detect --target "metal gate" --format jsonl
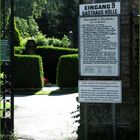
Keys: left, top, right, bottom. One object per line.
{"left": 0, "top": 0, "right": 14, "bottom": 135}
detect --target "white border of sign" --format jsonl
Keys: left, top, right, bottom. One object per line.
{"left": 78, "top": 80, "right": 122, "bottom": 103}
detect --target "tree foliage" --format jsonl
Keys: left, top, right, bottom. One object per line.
{"left": 15, "top": 0, "right": 47, "bottom": 19}
{"left": 36, "top": 0, "right": 79, "bottom": 42}
{"left": 57, "top": 0, "right": 79, "bottom": 37}
{"left": 36, "top": 0, "right": 61, "bottom": 37}
{"left": 3, "top": 0, "right": 79, "bottom": 47}
{"left": 57, "top": 0, "right": 79, "bottom": 45}
{"left": 15, "top": 16, "right": 40, "bottom": 38}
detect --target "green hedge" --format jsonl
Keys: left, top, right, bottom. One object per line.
{"left": 14, "top": 47, "right": 25, "bottom": 54}
{"left": 13, "top": 55, "right": 44, "bottom": 89}
{"left": 14, "top": 22, "right": 21, "bottom": 46}
{"left": 56, "top": 54, "right": 78, "bottom": 88}
{"left": 36, "top": 46, "right": 78, "bottom": 83}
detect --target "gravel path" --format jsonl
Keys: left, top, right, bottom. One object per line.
{"left": 14, "top": 91, "right": 79, "bottom": 140}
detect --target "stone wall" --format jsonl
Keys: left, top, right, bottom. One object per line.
{"left": 78, "top": 0, "right": 139, "bottom": 140}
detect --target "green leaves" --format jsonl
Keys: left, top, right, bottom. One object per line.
{"left": 0, "top": 73, "right": 4, "bottom": 79}
{"left": 15, "top": 0, "right": 47, "bottom": 19}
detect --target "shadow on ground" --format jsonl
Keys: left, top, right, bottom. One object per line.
{"left": 48, "top": 87, "right": 78, "bottom": 96}
{"left": 14, "top": 90, "right": 41, "bottom": 96}
{"left": 13, "top": 87, "right": 78, "bottom": 96}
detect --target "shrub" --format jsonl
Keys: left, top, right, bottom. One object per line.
{"left": 34, "top": 32, "right": 47, "bottom": 46}
{"left": 46, "top": 38, "right": 62, "bottom": 47}
{"left": 13, "top": 55, "right": 44, "bottom": 89}
{"left": 45, "top": 35, "right": 71, "bottom": 48}
{"left": 56, "top": 54, "right": 78, "bottom": 88}
{"left": 51, "top": 38, "right": 62, "bottom": 47}
{"left": 36, "top": 46, "right": 78, "bottom": 83}
{"left": 61, "top": 35, "right": 71, "bottom": 48}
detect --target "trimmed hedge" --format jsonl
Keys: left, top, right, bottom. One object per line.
{"left": 56, "top": 54, "right": 78, "bottom": 88}
{"left": 36, "top": 46, "right": 78, "bottom": 83}
{"left": 14, "top": 22, "right": 21, "bottom": 46}
{"left": 13, "top": 55, "right": 44, "bottom": 89}
{"left": 14, "top": 47, "right": 25, "bottom": 54}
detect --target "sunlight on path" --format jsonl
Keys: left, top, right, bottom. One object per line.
{"left": 14, "top": 93, "right": 79, "bottom": 140}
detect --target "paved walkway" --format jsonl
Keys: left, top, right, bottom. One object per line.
{"left": 14, "top": 88, "right": 79, "bottom": 140}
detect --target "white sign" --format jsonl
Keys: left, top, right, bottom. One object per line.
{"left": 78, "top": 80, "right": 122, "bottom": 103}
{"left": 0, "top": 39, "right": 10, "bottom": 61}
{"left": 79, "top": 2, "right": 120, "bottom": 16}
{"left": 79, "top": 16, "right": 119, "bottom": 76}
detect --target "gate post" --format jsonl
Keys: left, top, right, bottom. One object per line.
{"left": 0, "top": 0, "right": 14, "bottom": 136}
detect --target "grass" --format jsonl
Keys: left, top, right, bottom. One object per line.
{"left": 48, "top": 87, "right": 78, "bottom": 95}
{"left": 35, "top": 90, "right": 50, "bottom": 95}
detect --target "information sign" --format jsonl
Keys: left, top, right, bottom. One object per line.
{"left": 79, "top": 16, "right": 120, "bottom": 76}
{"left": 0, "top": 39, "right": 10, "bottom": 61}
{"left": 79, "top": 2, "right": 120, "bottom": 16}
{"left": 78, "top": 80, "right": 122, "bottom": 103}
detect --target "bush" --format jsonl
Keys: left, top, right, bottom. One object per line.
{"left": 46, "top": 38, "right": 62, "bottom": 47}
{"left": 61, "top": 35, "right": 71, "bottom": 48}
{"left": 36, "top": 46, "right": 78, "bottom": 83}
{"left": 34, "top": 32, "right": 47, "bottom": 46}
{"left": 13, "top": 55, "right": 44, "bottom": 89}
{"left": 45, "top": 35, "right": 71, "bottom": 48}
{"left": 56, "top": 54, "right": 78, "bottom": 88}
